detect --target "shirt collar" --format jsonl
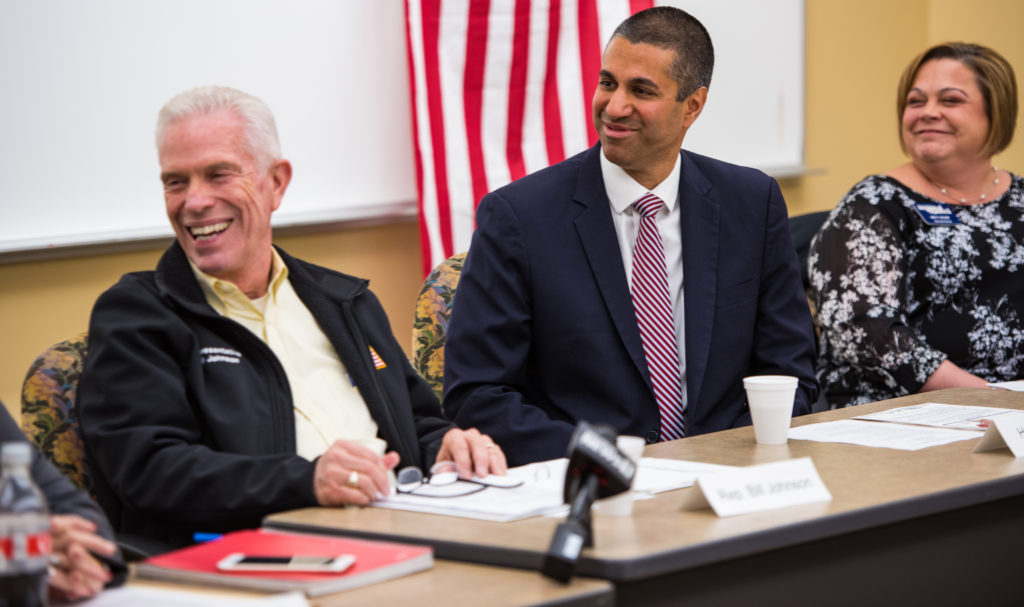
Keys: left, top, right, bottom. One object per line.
{"left": 191, "top": 248, "right": 290, "bottom": 316}
{"left": 600, "top": 149, "right": 682, "bottom": 215}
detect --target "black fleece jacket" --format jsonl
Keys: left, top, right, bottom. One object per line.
{"left": 79, "top": 242, "right": 452, "bottom": 549}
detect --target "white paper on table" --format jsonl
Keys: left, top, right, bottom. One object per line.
{"left": 80, "top": 587, "right": 308, "bottom": 607}
{"left": 633, "top": 457, "right": 737, "bottom": 495}
{"left": 788, "top": 419, "right": 981, "bottom": 450}
{"left": 375, "top": 458, "right": 567, "bottom": 522}
{"left": 373, "top": 457, "right": 736, "bottom": 521}
{"left": 988, "top": 380, "right": 1024, "bottom": 392}
{"left": 853, "top": 403, "right": 1018, "bottom": 431}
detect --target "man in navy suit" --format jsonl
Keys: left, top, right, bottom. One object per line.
{"left": 444, "top": 6, "right": 818, "bottom": 466}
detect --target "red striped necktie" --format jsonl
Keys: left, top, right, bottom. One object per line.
{"left": 631, "top": 193, "right": 686, "bottom": 440}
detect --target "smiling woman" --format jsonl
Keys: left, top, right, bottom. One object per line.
{"left": 899, "top": 59, "right": 993, "bottom": 170}
{"left": 808, "top": 42, "right": 1024, "bottom": 408}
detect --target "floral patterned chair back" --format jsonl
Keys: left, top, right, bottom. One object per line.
{"left": 412, "top": 252, "right": 467, "bottom": 401}
{"left": 21, "top": 332, "right": 93, "bottom": 494}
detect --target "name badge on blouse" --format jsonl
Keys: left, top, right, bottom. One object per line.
{"left": 913, "top": 201, "right": 961, "bottom": 226}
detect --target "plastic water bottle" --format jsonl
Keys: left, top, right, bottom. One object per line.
{"left": 0, "top": 441, "right": 51, "bottom": 607}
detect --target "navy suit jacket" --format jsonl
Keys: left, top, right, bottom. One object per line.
{"left": 444, "top": 145, "right": 818, "bottom": 465}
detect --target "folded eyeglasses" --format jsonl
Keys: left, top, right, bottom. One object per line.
{"left": 395, "top": 460, "right": 524, "bottom": 498}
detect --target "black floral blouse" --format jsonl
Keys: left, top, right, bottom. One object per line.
{"left": 808, "top": 174, "right": 1024, "bottom": 407}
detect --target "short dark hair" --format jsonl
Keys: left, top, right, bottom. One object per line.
{"left": 610, "top": 6, "right": 714, "bottom": 101}
{"left": 896, "top": 42, "right": 1018, "bottom": 157}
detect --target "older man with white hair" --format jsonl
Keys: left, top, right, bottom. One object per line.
{"left": 78, "top": 86, "right": 506, "bottom": 551}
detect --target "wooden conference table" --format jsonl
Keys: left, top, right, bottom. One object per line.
{"left": 126, "top": 559, "right": 614, "bottom": 607}
{"left": 264, "top": 388, "right": 1024, "bottom": 606}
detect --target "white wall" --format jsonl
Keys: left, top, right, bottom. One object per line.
{"left": 0, "top": 0, "right": 802, "bottom": 255}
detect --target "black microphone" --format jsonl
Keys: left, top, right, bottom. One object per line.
{"left": 541, "top": 422, "right": 637, "bottom": 582}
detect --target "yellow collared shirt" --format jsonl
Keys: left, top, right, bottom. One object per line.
{"left": 191, "top": 251, "right": 387, "bottom": 461}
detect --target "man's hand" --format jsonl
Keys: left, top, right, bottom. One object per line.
{"left": 436, "top": 428, "right": 508, "bottom": 479}
{"left": 47, "top": 514, "right": 116, "bottom": 602}
{"left": 314, "top": 440, "right": 400, "bottom": 506}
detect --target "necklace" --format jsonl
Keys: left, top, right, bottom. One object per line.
{"left": 922, "top": 166, "right": 1000, "bottom": 204}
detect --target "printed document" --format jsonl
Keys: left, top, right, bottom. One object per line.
{"left": 80, "top": 587, "right": 308, "bottom": 607}
{"left": 788, "top": 419, "right": 980, "bottom": 451}
{"left": 853, "top": 403, "right": 1018, "bottom": 431}
{"left": 988, "top": 380, "right": 1024, "bottom": 391}
{"left": 373, "top": 457, "right": 736, "bottom": 521}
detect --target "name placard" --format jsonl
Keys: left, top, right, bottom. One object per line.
{"left": 682, "top": 457, "right": 832, "bottom": 517}
{"left": 973, "top": 412, "right": 1024, "bottom": 457}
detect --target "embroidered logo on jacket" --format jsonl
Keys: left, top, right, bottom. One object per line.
{"left": 200, "top": 347, "right": 242, "bottom": 365}
{"left": 368, "top": 345, "right": 386, "bottom": 370}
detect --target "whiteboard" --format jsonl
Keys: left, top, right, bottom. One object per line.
{"left": 0, "top": 0, "right": 802, "bottom": 256}
{"left": 673, "top": 0, "right": 805, "bottom": 175}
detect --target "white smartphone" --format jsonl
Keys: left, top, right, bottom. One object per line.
{"left": 216, "top": 552, "right": 356, "bottom": 573}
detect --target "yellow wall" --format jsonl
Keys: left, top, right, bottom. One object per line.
{"left": 3, "top": 0, "right": 1024, "bottom": 417}
{"left": 0, "top": 223, "right": 422, "bottom": 415}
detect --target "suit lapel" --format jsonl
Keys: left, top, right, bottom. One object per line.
{"left": 572, "top": 147, "right": 649, "bottom": 381}
{"left": 571, "top": 147, "right": 723, "bottom": 413}
{"left": 678, "top": 151, "right": 719, "bottom": 417}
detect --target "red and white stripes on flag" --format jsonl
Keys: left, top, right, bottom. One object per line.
{"left": 405, "top": 0, "right": 654, "bottom": 275}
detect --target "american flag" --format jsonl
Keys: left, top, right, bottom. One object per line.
{"left": 405, "top": 0, "right": 655, "bottom": 275}
{"left": 369, "top": 345, "right": 387, "bottom": 370}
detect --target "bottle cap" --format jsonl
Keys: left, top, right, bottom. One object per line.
{"left": 1, "top": 441, "right": 32, "bottom": 466}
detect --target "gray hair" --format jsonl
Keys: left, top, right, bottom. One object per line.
{"left": 156, "top": 86, "right": 281, "bottom": 170}
{"left": 611, "top": 6, "right": 714, "bottom": 101}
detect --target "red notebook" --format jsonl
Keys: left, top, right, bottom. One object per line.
{"left": 135, "top": 528, "right": 433, "bottom": 597}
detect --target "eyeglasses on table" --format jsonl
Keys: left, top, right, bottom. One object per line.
{"left": 395, "top": 460, "right": 524, "bottom": 497}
